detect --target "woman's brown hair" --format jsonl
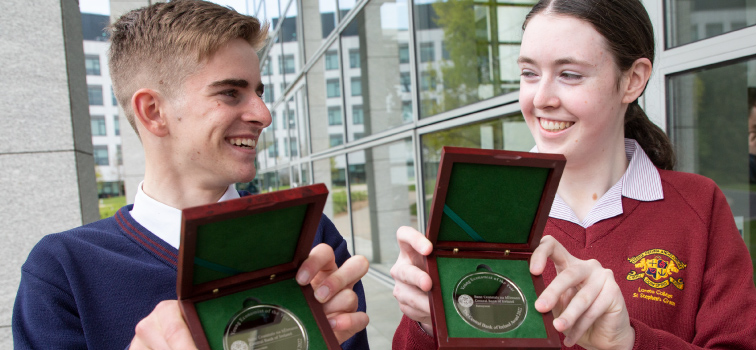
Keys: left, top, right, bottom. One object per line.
{"left": 523, "top": 0, "right": 675, "bottom": 170}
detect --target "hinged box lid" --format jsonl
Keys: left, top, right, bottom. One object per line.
{"left": 426, "top": 147, "right": 565, "bottom": 254}
{"left": 177, "top": 183, "right": 328, "bottom": 300}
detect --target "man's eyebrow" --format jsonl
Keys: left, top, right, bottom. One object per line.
{"left": 209, "top": 79, "right": 249, "bottom": 88}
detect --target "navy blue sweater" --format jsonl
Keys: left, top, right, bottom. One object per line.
{"left": 13, "top": 204, "right": 368, "bottom": 349}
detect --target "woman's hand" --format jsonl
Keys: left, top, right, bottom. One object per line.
{"left": 531, "top": 236, "right": 635, "bottom": 350}
{"left": 390, "top": 226, "right": 434, "bottom": 334}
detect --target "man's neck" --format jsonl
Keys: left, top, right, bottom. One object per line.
{"left": 141, "top": 174, "right": 230, "bottom": 210}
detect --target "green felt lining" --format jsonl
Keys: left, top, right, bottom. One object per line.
{"left": 439, "top": 163, "right": 548, "bottom": 244}
{"left": 193, "top": 205, "right": 307, "bottom": 285}
{"left": 195, "top": 278, "right": 327, "bottom": 350}
{"left": 437, "top": 257, "right": 546, "bottom": 339}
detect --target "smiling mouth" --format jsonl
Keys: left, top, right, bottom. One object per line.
{"left": 228, "top": 138, "right": 257, "bottom": 149}
{"left": 539, "top": 118, "right": 574, "bottom": 132}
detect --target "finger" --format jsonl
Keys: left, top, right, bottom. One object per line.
{"left": 313, "top": 255, "right": 369, "bottom": 303}
{"left": 393, "top": 281, "right": 431, "bottom": 324}
{"left": 297, "top": 243, "right": 337, "bottom": 286}
{"left": 330, "top": 312, "right": 370, "bottom": 344}
{"left": 154, "top": 301, "right": 197, "bottom": 350}
{"left": 535, "top": 260, "right": 595, "bottom": 314}
{"left": 530, "top": 236, "right": 573, "bottom": 275}
{"left": 322, "top": 288, "right": 359, "bottom": 315}
{"left": 390, "top": 261, "right": 432, "bottom": 292}
{"left": 553, "top": 266, "right": 610, "bottom": 333}
{"left": 397, "top": 226, "right": 433, "bottom": 258}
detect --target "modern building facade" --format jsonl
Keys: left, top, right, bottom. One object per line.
{"left": 82, "top": 13, "right": 124, "bottom": 198}
{"left": 247, "top": 0, "right": 756, "bottom": 282}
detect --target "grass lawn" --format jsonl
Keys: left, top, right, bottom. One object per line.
{"left": 99, "top": 196, "right": 126, "bottom": 219}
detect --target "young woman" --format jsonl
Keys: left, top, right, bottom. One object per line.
{"left": 390, "top": 0, "right": 756, "bottom": 349}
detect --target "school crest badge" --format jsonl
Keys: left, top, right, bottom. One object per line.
{"left": 627, "top": 249, "right": 685, "bottom": 290}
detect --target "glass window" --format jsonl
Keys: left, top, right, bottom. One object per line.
{"left": 261, "top": 58, "right": 272, "bottom": 76}
{"left": 402, "top": 101, "right": 412, "bottom": 122}
{"left": 88, "top": 85, "right": 103, "bottom": 106}
{"left": 91, "top": 116, "right": 106, "bottom": 136}
{"left": 325, "top": 50, "right": 339, "bottom": 70}
{"left": 421, "top": 114, "right": 534, "bottom": 218}
{"left": 313, "top": 155, "right": 351, "bottom": 251}
{"left": 413, "top": 0, "right": 535, "bottom": 118}
{"left": 113, "top": 115, "right": 120, "bottom": 136}
{"left": 400, "top": 72, "right": 411, "bottom": 92}
{"left": 327, "top": 79, "right": 341, "bottom": 98}
{"left": 668, "top": 58, "right": 756, "bottom": 277}
{"left": 270, "top": 111, "right": 277, "bottom": 130}
{"left": 329, "top": 134, "right": 344, "bottom": 147}
{"left": 420, "top": 71, "right": 436, "bottom": 91}
{"left": 280, "top": 54, "right": 296, "bottom": 74}
{"left": 264, "top": 85, "right": 275, "bottom": 103}
{"left": 349, "top": 48, "right": 361, "bottom": 68}
{"left": 111, "top": 87, "right": 117, "bottom": 107}
{"left": 352, "top": 105, "right": 364, "bottom": 125}
{"left": 93, "top": 145, "right": 109, "bottom": 166}
{"left": 347, "top": 138, "right": 416, "bottom": 275}
{"left": 85, "top": 55, "right": 100, "bottom": 76}
{"left": 116, "top": 145, "right": 122, "bottom": 166}
{"left": 351, "top": 77, "right": 362, "bottom": 96}
{"left": 665, "top": 0, "right": 756, "bottom": 48}
{"left": 419, "top": 42, "right": 434, "bottom": 63}
{"left": 308, "top": 42, "right": 342, "bottom": 153}
{"left": 328, "top": 106, "right": 342, "bottom": 125}
{"left": 399, "top": 44, "right": 410, "bottom": 64}
{"left": 288, "top": 138, "right": 298, "bottom": 157}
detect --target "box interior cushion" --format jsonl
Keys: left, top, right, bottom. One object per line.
{"left": 195, "top": 278, "right": 327, "bottom": 350}
{"left": 438, "top": 163, "right": 549, "bottom": 244}
{"left": 193, "top": 205, "right": 307, "bottom": 285}
{"left": 437, "top": 256, "right": 546, "bottom": 339}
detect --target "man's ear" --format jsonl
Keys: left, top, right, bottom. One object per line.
{"left": 622, "top": 57, "right": 653, "bottom": 104}
{"left": 132, "top": 88, "right": 169, "bottom": 137}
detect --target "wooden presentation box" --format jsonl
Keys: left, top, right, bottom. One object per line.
{"left": 425, "top": 146, "right": 565, "bottom": 349}
{"left": 177, "top": 184, "right": 341, "bottom": 350}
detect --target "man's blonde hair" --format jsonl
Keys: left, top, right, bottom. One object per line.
{"left": 108, "top": 0, "right": 269, "bottom": 135}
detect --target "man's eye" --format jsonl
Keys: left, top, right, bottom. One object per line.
{"left": 220, "top": 90, "right": 238, "bottom": 98}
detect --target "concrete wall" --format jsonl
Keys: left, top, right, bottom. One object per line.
{"left": 0, "top": 0, "right": 99, "bottom": 346}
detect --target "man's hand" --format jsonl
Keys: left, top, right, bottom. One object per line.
{"left": 296, "top": 243, "right": 370, "bottom": 343}
{"left": 531, "top": 236, "right": 635, "bottom": 350}
{"left": 390, "top": 226, "right": 434, "bottom": 334}
{"left": 130, "top": 300, "right": 197, "bottom": 350}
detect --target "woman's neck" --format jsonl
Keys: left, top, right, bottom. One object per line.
{"left": 557, "top": 142, "right": 629, "bottom": 222}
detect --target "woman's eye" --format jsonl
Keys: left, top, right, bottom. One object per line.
{"left": 520, "top": 70, "right": 537, "bottom": 78}
{"left": 561, "top": 72, "right": 582, "bottom": 80}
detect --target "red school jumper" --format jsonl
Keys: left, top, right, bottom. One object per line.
{"left": 393, "top": 169, "right": 756, "bottom": 350}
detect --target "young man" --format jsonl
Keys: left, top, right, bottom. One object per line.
{"left": 12, "top": 1, "right": 370, "bottom": 349}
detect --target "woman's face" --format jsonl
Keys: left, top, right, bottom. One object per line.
{"left": 518, "top": 13, "right": 628, "bottom": 164}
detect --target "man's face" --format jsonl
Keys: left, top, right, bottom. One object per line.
{"left": 162, "top": 38, "right": 271, "bottom": 189}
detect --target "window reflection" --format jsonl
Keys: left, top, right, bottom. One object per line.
{"left": 668, "top": 58, "right": 756, "bottom": 277}
{"left": 665, "top": 0, "right": 756, "bottom": 48}
{"left": 413, "top": 0, "right": 535, "bottom": 118}
{"left": 348, "top": 139, "right": 416, "bottom": 274}
{"left": 314, "top": 155, "right": 353, "bottom": 252}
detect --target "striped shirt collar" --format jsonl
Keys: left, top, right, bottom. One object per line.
{"left": 534, "top": 139, "right": 663, "bottom": 228}
{"left": 130, "top": 182, "right": 240, "bottom": 249}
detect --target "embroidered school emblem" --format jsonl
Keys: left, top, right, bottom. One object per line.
{"left": 627, "top": 249, "right": 686, "bottom": 290}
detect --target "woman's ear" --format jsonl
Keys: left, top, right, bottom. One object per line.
{"left": 132, "top": 88, "right": 169, "bottom": 137}
{"left": 622, "top": 57, "right": 653, "bottom": 104}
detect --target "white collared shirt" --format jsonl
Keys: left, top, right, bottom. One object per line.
{"left": 534, "top": 139, "right": 664, "bottom": 228}
{"left": 129, "top": 182, "right": 240, "bottom": 249}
